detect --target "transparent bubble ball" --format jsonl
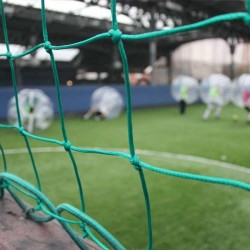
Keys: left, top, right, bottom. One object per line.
{"left": 7, "top": 89, "right": 54, "bottom": 132}
{"left": 231, "top": 74, "right": 250, "bottom": 108}
{"left": 200, "top": 73, "right": 232, "bottom": 105}
{"left": 90, "top": 86, "right": 124, "bottom": 119}
{"left": 171, "top": 75, "right": 199, "bottom": 104}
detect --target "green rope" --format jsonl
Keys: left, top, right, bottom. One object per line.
{"left": 246, "top": 0, "right": 250, "bottom": 14}
{"left": 111, "top": 0, "right": 118, "bottom": 30}
{"left": 1, "top": 0, "right": 250, "bottom": 249}
{"left": 0, "top": 172, "right": 89, "bottom": 249}
{"left": 0, "top": 143, "right": 6, "bottom": 198}
{"left": 122, "top": 12, "right": 249, "bottom": 41}
{"left": 57, "top": 203, "right": 126, "bottom": 250}
{"left": 40, "top": 0, "right": 86, "bottom": 213}
{"left": 245, "top": 0, "right": 250, "bottom": 26}
{"left": 0, "top": 144, "right": 7, "bottom": 172}
{"left": 0, "top": 0, "right": 41, "bottom": 191}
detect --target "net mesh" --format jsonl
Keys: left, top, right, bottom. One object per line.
{"left": 0, "top": 0, "right": 250, "bottom": 249}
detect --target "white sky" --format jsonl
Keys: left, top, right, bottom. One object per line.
{"left": 3, "top": 0, "right": 133, "bottom": 25}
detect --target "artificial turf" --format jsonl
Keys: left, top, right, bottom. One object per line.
{"left": 1, "top": 104, "right": 250, "bottom": 249}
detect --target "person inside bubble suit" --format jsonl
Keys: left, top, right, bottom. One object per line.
{"left": 83, "top": 86, "right": 124, "bottom": 121}
{"left": 242, "top": 88, "right": 250, "bottom": 124}
{"left": 202, "top": 84, "right": 222, "bottom": 120}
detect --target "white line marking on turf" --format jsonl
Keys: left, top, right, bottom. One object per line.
{"left": 3, "top": 147, "right": 250, "bottom": 174}
{"left": 135, "top": 149, "right": 250, "bottom": 174}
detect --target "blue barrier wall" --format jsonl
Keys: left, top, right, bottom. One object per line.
{"left": 0, "top": 84, "right": 177, "bottom": 120}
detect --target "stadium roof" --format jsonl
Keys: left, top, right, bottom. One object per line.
{"left": 0, "top": 0, "right": 249, "bottom": 76}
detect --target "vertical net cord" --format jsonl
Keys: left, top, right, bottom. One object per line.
{"left": 0, "top": 0, "right": 41, "bottom": 191}
{"left": 118, "top": 42, "right": 153, "bottom": 249}
{"left": 0, "top": 145, "right": 7, "bottom": 172}
{"left": 111, "top": 0, "right": 153, "bottom": 248}
{"left": 0, "top": 0, "right": 21, "bottom": 127}
{"left": 246, "top": 0, "right": 250, "bottom": 13}
{"left": 0, "top": 145, "right": 6, "bottom": 198}
{"left": 245, "top": 0, "right": 250, "bottom": 26}
{"left": 111, "top": 0, "right": 118, "bottom": 30}
{"left": 40, "top": 0, "right": 85, "bottom": 213}
{"left": 117, "top": 42, "right": 135, "bottom": 156}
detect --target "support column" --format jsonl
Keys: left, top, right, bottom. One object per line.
{"left": 227, "top": 37, "right": 237, "bottom": 79}
{"left": 149, "top": 6, "right": 157, "bottom": 84}
{"left": 149, "top": 40, "right": 157, "bottom": 84}
{"left": 166, "top": 51, "right": 172, "bottom": 84}
{"left": 229, "top": 43, "right": 236, "bottom": 79}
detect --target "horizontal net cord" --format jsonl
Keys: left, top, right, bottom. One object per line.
{"left": 2, "top": 143, "right": 250, "bottom": 191}
{"left": 139, "top": 161, "right": 250, "bottom": 192}
{"left": 0, "top": 43, "right": 44, "bottom": 59}
{"left": 122, "top": 12, "right": 249, "bottom": 40}
{"left": 0, "top": 13, "right": 248, "bottom": 59}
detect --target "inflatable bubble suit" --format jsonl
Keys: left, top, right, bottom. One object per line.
{"left": 200, "top": 73, "right": 232, "bottom": 106}
{"left": 90, "top": 86, "right": 124, "bottom": 119}
{"left": 171, "top": 75, "right": 200, "bottom": 104}
{"left": 7, "top": 89, "right": 54, "bottom": 133}
{"left": 231, "top": 74, "right": 250, "bottom": 108}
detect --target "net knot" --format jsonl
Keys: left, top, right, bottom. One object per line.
{"left": 80, "top": 223, "right": 89, "bottom": 238}
{"left": 0, "top": 181, "right": 8, "bottom": 189}
{"left": 130, "top": 155, "right": 141, "bottom": 170}
{"left": 109, "top": 29, "right": 122, "bottom": 44}
{"left": 44, "top": 41, "right": 52, "bottom": 53}
{"left": 5, "top": 52, "right": 12, "bottom": 58}
{"left": 244, "top": 15, "right": 250, "bottom": 26}
{"left": 25, "top": 207, "right": 35, "bottom": 217}
{"left": 19, "top": 126, "right": 26, "bottom": 136}
{"left": 63, "top": 140, "right": 72, "bottom": 151}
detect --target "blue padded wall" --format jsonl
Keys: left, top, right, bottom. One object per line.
{"left": 0, "top": 84, "right": 177, "bottom": 120}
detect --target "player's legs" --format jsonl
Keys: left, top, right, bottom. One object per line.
{"left": 214, "top": 104, "right": 222, "bottom": 119}
{"left": 203, "top": 103, "right": 213, "bottom": 120}
{"left": 179, "top": 100, "right": 186, "bottom": 114}
{"left": 83, "top": 108, "right": 97, "bottom": 120}
{"left": 246, "top": 111, "right": 250, "bottom": 124}
{"left": 243, "top": 106, "right": 250, "bottom": 124}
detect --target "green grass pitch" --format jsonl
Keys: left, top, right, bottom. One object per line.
{"left": 1, "top": 104, "right": 250, "bottom": 249}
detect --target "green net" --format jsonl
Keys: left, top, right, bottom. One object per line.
{"left": 0, "top": 0, "right": 250, "bottom": 249}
